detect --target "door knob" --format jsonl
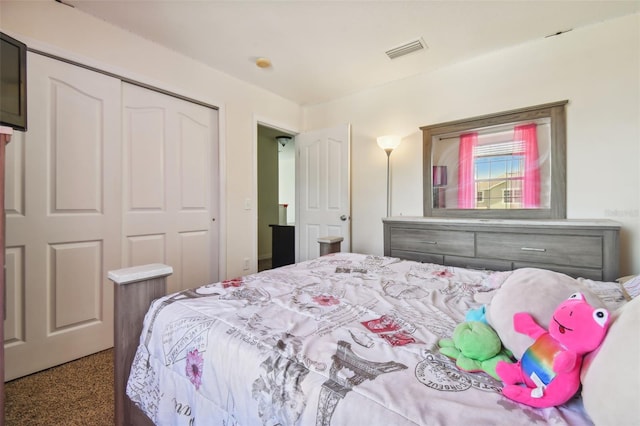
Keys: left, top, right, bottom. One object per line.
{"left": 340, "top": 215, "right": 348, "bottom": 221}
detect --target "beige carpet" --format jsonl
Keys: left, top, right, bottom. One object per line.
{"left": 5, "top": 349, "right": 114, "bottom": 426}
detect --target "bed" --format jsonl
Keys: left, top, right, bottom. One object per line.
{"left": 108, "top": 252, "right": 635, "bottom": 426}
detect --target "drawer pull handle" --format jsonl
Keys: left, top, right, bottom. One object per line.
{"left": 521, "top": 247, "right": 546, "bottom": 252}
{"left": 421, "top": 241, "right": 438, "bottom": 245}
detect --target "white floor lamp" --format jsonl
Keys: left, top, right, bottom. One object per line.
{"left": 377, "top": 135, "right": 402, "bottom": 217}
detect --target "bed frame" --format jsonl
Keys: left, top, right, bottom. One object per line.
{"left": 108, "top": 238, "right": 346, "bottom": 425}
{"left": 108, "top": 229, "right": 619, "bottom": 425}
{"left": 109, "top": 264, "right": 173, "bottom": 426}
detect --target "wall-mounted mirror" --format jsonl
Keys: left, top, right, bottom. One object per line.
{"left": 422, "top": 101, "right": 567, "bottom": 219}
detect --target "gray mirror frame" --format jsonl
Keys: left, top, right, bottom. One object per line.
{"left": 422, "top": 100, "right": 568, "bottom": 219}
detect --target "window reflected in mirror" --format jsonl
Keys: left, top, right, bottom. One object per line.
{"left": 432, "top": 118, "right": 551, "bottom": 210}
{"left": 422, "top": 101, "right": 567, "bottom": 219}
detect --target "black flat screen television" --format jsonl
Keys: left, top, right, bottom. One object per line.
{"left": 0, "top": 32, "right": 27, "bottom": 131}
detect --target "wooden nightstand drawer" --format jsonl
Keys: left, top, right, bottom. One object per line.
{"left": 389, "top": 228, "right": 474, "bottom": 256}
{"left": 476, "top": 233, "right": 603, "bottom": 268}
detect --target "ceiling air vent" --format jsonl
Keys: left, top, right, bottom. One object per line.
{"left": 385, "top": 38, "right": 427, "bottom": 60}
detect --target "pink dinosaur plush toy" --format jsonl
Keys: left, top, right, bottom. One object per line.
{"left": 496, "top": 292, "right": 610, "bottom": 408}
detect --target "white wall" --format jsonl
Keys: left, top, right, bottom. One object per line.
{"left": 2, "top": 3, "right": 638, "bottom": 277}
{"left": 303, "top": 14, "right": 640, "bottom": 276}
{"left": 0, "top": 1, "right": 303, "bottom": 279}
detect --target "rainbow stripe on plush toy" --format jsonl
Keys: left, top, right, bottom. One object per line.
{"left": 520, "top": 333, "right": 562, "bottom": 385}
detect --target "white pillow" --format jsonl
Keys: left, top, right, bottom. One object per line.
{"left": 619, "top": 274, "right": 640, "bottom": 300}
{"left": 577, "top": 277, "right": 628, "bottom": 311}
{"left": 486, "top": 268, "right": 606, "bottom": 359}
{"left": 581, "top": 296, "right": 640, "bottom": 425}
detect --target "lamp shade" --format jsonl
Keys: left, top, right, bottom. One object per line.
{"left": 377, "top": 135, "right": 401, "bottom": 151}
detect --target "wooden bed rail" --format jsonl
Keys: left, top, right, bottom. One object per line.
{"left": 108, "top": 264, "right": 173, "bottom": 426}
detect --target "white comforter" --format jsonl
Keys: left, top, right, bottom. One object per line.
{"left": 127, "top": 253, "right": 593, "bottom": 425}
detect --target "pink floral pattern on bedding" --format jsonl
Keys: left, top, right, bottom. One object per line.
{"left": 433, "top": 269, "right": 454, "bottom": 278}
{"left": 127, "top": 253, "right": 596, "bottom": 426}
{"left": 313, "top": 294, "right": 341, "bottom": 306}
{"left": 221, "top": 277, "right": 243, "bottom": 288}
{"left": 185, "top": 348, "right": 203, "bottom": 390}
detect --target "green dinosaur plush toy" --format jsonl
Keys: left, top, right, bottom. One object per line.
{"left": 438, "top": 321, "right": 513, "bottom": 380}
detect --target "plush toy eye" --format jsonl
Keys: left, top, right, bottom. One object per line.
{"left": 592, "top": 309, "right": 609, "bottom": 328}
{"left": 568, "top": 292, "right": 584, "bottom": 301}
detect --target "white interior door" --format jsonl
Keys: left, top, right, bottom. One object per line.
{"left": 4, "top": 53, "right": 121, "bottom": 380}
{"left": 122, "top": 83, "right": 219, "bottom": 294}
{"left": 296, "top": 124, "right": 351, "bottom": 261}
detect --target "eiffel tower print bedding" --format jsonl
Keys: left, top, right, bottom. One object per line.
{"left": 127, "top": 253, "right": 598, "bottom": 425}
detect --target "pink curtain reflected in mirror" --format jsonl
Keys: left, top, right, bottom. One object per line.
{"left": 457, "top": 132, "right": 477, "bottom": 208}
{"left": 516, "top": 123, "right": 541, "bottom": 208}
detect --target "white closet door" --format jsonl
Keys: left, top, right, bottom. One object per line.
{"left": 4, "top": 53, "right": 122, "bottom": 380}
{"left": 122, "top": 83, "right": 219, "bottom": 293}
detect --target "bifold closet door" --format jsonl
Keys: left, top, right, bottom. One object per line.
{"left": 122, "top": 83, "right": 219, "bottom": 294}
{"left": 4, "top": 53, "right": 122, "bottom": 380}
{"left": 4, "top": 55, "right": 220, "bottom": 381}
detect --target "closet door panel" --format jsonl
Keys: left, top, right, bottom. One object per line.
{"left": 52, "top": 81, "right": 103, "bottom": 211}
{"left": 3, "top": 247, "right": 24, "bottom": 345}
{"left": 180, "top": 114, "right": 208, "bottom": 208}
{"left": 50, "top": 241, "right": 103, "bottom": 329}
{"left": 126, "top": 234, "right": 166, "bottom": 267}
{"left": 3, "top": 54, "right": 220, "bottom": 381}
{"left": 4, "top": 53, "right": 121, "bottom": 381}
{"left": 178, "top": 230, "right": 210, "bottom": 289}
{"left": 4, "top": 131, "right": 24, "bottom": 216}
{"left": 122, "top": 83, "right": 219, "bottom": 294}
{"left": 4, "top": 133, "right": 26, "bottom": 347}
{"left": 128, "top": 108, "right": 165, "bottom": 209}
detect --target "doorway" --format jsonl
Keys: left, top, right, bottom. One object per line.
{"left": 257, "top": 124, "right": 296, "bottom": 271}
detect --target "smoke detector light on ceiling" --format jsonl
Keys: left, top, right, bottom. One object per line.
{"left": 255, "top": 57, "right": 272, "bottom": 68}
{"left": 385, "top": 38, "right": 427, "bottom": 60}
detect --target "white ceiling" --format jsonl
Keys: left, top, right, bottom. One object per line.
{"left": 66, "top": 0, "right": 639, "bottom": 106}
